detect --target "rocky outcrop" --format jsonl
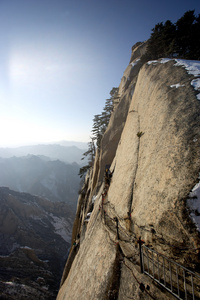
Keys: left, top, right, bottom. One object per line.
{"left": 57, "top": 44, "right": 200, "bottom": 299}
{"left": 108, "top": 59, "right": 200, "bottom": 247}
{"left": 95, "top": 42, "right": 148, "bottom": 189}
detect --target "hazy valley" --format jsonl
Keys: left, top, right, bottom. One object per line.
{"left": 0, "top": 187, "right": 73, "bottom": 299}
{"left": 0, "top": 143, "right": 85, "bottom": 299}
{"left": 0, "top": 154, "right": 81, "bottom": 213}
{"left": 0, "top": 142, "right": 87, "bottom": 165}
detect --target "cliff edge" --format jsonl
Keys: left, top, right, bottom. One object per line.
{"left": 57, "top": 43, "right": 200, "bottom": 299}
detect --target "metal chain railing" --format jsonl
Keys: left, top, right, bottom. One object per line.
{"left": 140, "top": 244, "right": 200, "bottom": 300}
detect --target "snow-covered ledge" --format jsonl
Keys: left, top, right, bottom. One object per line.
{"left": 148, "top": 58, "right": 200, "bottom": 100}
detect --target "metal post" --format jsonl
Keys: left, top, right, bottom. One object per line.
{"left": 157, "top": 253, "right": 160, "bottom": 282}
{"left": 147, "top": 250, "right": 150, "bottom": 274}
{"left": 169, "top": 261, "right": 173, "bottom": 292}
{"left": 114, "top": 217, "right": 119, "bottom": 240}
{"left": 152, "top": 251, "right": 155, "bottom": 279}
{"left": 176, "top": 265, "right": 180, "bottom": 298}
{"left": 191, "top": 274, "right": 194, "bottom": 300}
{"left": 139, "top": 237, "right": 144, "bottom": 274}
{"left": 183, "top": 269, "right": 187, "bottom": 300}
{"left": 163, "top": 257, "right": 166, "bottom": 286}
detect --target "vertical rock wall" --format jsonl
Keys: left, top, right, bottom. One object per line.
{"left": 108, "top": 59, "right": 200, "bottom": 260}
{"left": 57, "top": 47, "right": 200, "bottom": 300}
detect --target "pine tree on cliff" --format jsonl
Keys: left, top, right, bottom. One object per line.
{"left": 78, "top": 140, "right": 96, "bottom": 178}
{"left": 191, "top": 13, "right": 200, "bottom": 59}
{"left": 176, "top": 10, "right": 200, "bottom": 59}
{"left": 142, "top": 10, "right": 200, "bottom": 61}
{"left": 91, "top": 114, "right": 102, "bottom": 148}
{"left": 145, "top": 20, "right": 176, "bottom": 59}
{"left": 78, "top": 87, "right": 118, "bottom": 178}
{"left": 92, "top": 87, "right": 119, "bottom": 146}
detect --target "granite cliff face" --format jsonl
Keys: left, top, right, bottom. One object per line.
{"left": 57, "top": 43, "right": 200, "bottom": 299}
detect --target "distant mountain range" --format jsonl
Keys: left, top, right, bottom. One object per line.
{"left": 0, "top": 155, "right": 80, "bottom": 212}
{"left": 0, "top": 143, "right": 84, "bottom": 298}
{"left": 0, "top": 142, "right": 87, "bottom": 165}
{"left": 55, "top": 140, "right": 88, "bottom": 149}
{"left": 0, "top": 187, "right": 73, "bottom": 299}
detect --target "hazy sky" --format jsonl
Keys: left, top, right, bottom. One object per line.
{"left": 0, "top": 0, "right": 200, "bottom": 147}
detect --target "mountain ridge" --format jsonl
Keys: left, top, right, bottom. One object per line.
{"left": 0, "top": 143, "right": 86, "bottom": 165}
{"left": 0, "top": 187, "right": 73, "bottom": 299}
{"left": 0, "top": 155, "right": 80, "bottom": 212}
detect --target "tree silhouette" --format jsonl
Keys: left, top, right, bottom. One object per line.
{"left": 78, "top": 87, "right": 119, "bottom": 178}
{"left": 78, "top": 140, "right": 96, "bottom": 178}
{"left": 176, "top": 10, "right": 196, "bottom": 58}
{"left": 91, "top": 87, "right": 118, "bottom": 149}
{"left": 142, "top": 10, "right": 200, "bottom": 61}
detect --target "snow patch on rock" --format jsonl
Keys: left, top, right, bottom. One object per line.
{"left": 147, "top": 58, "right": 200, "bottom": 100}
{"left": 187, "top": 181, "right": 200, "bottom": 231}
{"left": 170, "top": 83, "right": 185, "bottom": 88}
{"left": 50, "top": 214, "right": 71, "bottom": 242}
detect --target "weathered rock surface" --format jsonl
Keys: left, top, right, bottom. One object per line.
{"left": 57, "top": 44, "right": 200, "bottom": 299}
{"left": 109, "top": 59, "right": 200, "bottom": 247}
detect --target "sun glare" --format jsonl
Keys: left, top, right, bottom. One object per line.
{"left": 0, "top": 115, "right": 61, "bottom": 147}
